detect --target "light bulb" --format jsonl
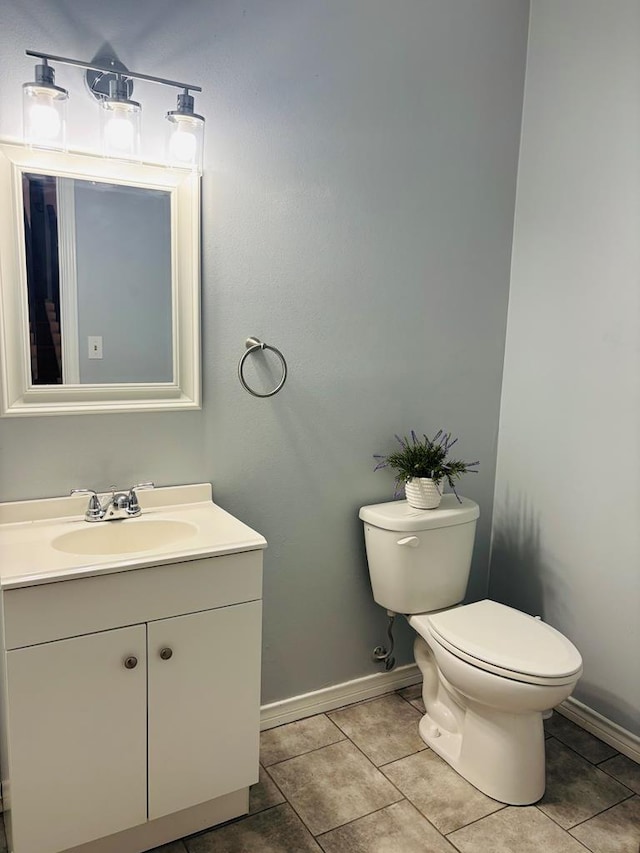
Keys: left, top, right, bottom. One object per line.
{"left": 29, "top": 102, "right": 61, "bottom": 140}
{"left": 99, "top": 95, "right": 141, "bottom": 160}
{"left": 104, "top": 115, "right": 135, "bottom": 152}
{"left": 169, "top": 128, "right": 197, "bottom": 163}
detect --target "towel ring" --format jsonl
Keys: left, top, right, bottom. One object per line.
{"left": 238, "top": 337, "right": 288, "bottom": 398}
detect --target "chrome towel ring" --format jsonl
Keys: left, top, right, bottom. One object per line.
{"left": 238, "top": 337, "right": 288, "bottom": 398}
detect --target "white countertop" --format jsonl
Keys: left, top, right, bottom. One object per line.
{"left": 0, "top": 484, "right": 267, "bottom": 589}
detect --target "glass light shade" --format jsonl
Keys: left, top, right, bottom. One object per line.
{"left": 22, "top": 83, "right": 68, "bottom": 150}
{"left": 166, "top": 113, "right": 204, "bottom": 172}
{"left": 100, "top": 99, "right": 141, "bottom": 160}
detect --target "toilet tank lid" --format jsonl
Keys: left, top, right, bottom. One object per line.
{"left": 359, "top": 495, "right": 479, "bottom": 532}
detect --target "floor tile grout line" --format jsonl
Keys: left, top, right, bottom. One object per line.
{"left": 254, "top": 763, "right": 288, "bottom": 812}
{"left": 371, "top": 742, "right": 514, "bottom": 839}
{"left": 326, "top": 691, "right": 424, "bottom": 736}
{"left": 544, "top": 736, "right": 636, "bottom": 811}
{"left": 544, "top": 728, "right": 620, "bottom": 768}
{"left": 253, "top": 700, "right": 637, "bottom": 850}
{"left": 262, "top": 690, "right": 423, "bottom": 771}
{"left": 377, "top": 749, "right": 429, "bottom": 770}
{"left": 594, "top": 753, "right": 619, "bottom": 765}
{"left": 260, "top": 793, "right": 323, "bottom": 843}
{"left": 266, "top": 704, "right": 427, "bottom": 787}
{"left": 248, "top": 800, "right": 293, "bottom": 820}
{"left": 263, "top": 726, "right": 395, "bottom": 840}
{"left": 553, "top": 830, "right": 594, "bottom": 853}
{"left": 261, "top": 705, "right": 435, "bottom": 839}
{"left": 546, "top": 734, "right": 633, "bottom": 787}
{"left": 262, "top": 733, "right": 349, "bottom": 769}
{"left": 267, "top": 702, "right": 495, "bottom": 844}
{"left": 339, "top": 731, "right": 411, "bottom": 813}
{"left": 442, "top": 806, "right": 593, "bottom": 853}
{"left": 532, "top": 801, "right": 588, "bottom": 836}
{"left": 336, "top": 722, "right": 418, "bottom": 797}
{"left": 272, "top": 722, "right": 423, "bottom": 838}
{"left": 531, "top": 793, "right": 635, "bottom": 840}
{"left": 311, "top": 784, "right": 472, "bottom": 848}
{"left": 564, "top": 790, "right": 638, "bottom": 832}
{"left": 559, "top": 831, "right": 596, "bottom": 853}
{"left": 314, "top": 798, "right": 412, "bottom": 842}
{"left": 596, "top": 761, "right": 640, "bottom": 789}
{"left": 327, "top": 694, "right": 428, "bottom": 769}
{"left": 440, "top": 802, "right": 509, "bottom": 838}
{"left": 264, "top": 699, "right": 567, "bottom": 843}
{"left": 328, "top": 688, "right": 425, "bottom": 719}
{"left": 395, "top": 691, "right": 424, "bottom": 712}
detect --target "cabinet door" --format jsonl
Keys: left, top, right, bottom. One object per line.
{"left": 6, "top": 625, "right": 147, "bottom": 853}
{"left": 147, "top": 600, "right": 262, "bottom": 819}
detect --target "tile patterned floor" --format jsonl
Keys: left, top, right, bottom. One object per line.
{"left": 3, "top": 687, "right": 638, "bottom": 853}
{"left": 175, "top": 687, "right": 639, "bottom": 853}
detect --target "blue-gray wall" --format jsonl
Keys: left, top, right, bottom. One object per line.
{"left": 0, "top": 0, "right": 529, "bottom": 704}
{"left": 491, "top": 0, "right": 640, "bottom": 737}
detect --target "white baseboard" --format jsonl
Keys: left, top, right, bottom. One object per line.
{"left": 557, "top": 697, "right": 640, "bottom": 764}
{"left": 260, "top": 671, "right": 640, "bottom": 766}
{"left": 260, "top": 664, "right": 422, "bottom": 730}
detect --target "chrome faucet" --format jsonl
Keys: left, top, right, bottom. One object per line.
{"left": 71, "top": 483, "right": 155, "bottom": 522}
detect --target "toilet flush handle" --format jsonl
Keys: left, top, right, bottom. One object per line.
{"left": 397, "top": 536, "right": 420, "bottom": 548}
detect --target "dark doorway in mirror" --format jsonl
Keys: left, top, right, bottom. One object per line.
{"left": 23, "top": 173, "right": 62, "bottom": 385}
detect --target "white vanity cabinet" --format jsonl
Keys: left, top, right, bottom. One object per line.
{"left": 147, "top": 601, "right": 262, "bottom": 820}
{"left": 0, "top": 548, "right": 264, "bottom": 853}
{"left": 6, "top": 625, "right": 149, "bottom": 852}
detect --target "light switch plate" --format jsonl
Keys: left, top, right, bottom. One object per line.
{"left": 88, "top": 336, "right": 103, "bottom": 359}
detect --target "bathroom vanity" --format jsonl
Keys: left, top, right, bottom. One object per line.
{"left": 0, "top": 484, "right": 266, "bottom": 853}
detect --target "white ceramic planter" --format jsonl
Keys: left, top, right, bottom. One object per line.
{"left": 404, "top": 478, "right": 444, "bottom": 509}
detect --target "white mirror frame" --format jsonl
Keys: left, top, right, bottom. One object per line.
{"left": 0, "top": 142, "right": 201, "bottom": 416}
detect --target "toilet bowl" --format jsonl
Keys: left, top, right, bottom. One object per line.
{"left": 409, "top": 600, "right": 582, "bottom": 803}
{"left": 360, "top": 496, "right": 582, "bottom": 805}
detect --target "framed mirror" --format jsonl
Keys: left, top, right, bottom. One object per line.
{"left": 0, "top": 142, "right": 200, "bottom": 416}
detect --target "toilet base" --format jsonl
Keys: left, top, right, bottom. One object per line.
{"left": 418, "top": 704, "right": 545, "bottom": 805}
{"left": 413, "top": 633, "right": 549, "bottom": 804}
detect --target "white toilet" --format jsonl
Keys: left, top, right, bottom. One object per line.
{"left": 360, "top": 495, "right": 582, "bottom": 805}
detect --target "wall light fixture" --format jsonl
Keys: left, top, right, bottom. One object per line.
{"left": 99, "top": 74, "right": 142, "bottom": 160}
{"left": 167, "top": 90, "right": 205, "bottom": 173}
{"left": 22, "top": 58, "right": 69, "bottom": 151}
{"left": 23, "top": 49, "right": 204, "bottom": 171}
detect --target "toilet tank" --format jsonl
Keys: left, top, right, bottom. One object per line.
{"left": 359, "top": 496, "right": 479, "bottom": 614}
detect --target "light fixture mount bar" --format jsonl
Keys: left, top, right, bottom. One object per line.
{"left": 25, "top": 50, "right": 201, "bottom": 93}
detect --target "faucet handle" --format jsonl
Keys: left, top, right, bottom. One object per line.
{"left": 70, "top": 489, "right": 102, "bottom": 520}
{"left": 70, "top": 488, "right": 99, "bottom": 502}
{"left": 127, "top": 482, "right": 155, "bottom": 514}
{"left": 130, "top": 482, "right": 155, "bottom": 492}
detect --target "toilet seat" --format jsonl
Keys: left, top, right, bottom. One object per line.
{"left": 411, "top": 600, "right": 583, "bottom": 687}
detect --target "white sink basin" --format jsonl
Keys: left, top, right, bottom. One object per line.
{"left": 0, "top": 484, "right": 268, "bottom": 588}
{"left": 52, "top": 519, "right": 198, "bottom": 556}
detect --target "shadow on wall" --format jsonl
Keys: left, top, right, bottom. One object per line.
{"left": 489, "top": 490, "right": 546, "bottom": 618}
{"left": 573, "top": 680, "right": 640, "bottom": 739}
{"left": 490, "top": 490, "right": 579, "bottom": 638}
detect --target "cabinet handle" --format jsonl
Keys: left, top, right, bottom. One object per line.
{"left": 123, "top": 656, "right": 138, "bottom": 669}
{"left": 159, "top": 647, "right": 173, "bottom": 661}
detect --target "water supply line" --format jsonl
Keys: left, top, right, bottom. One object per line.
{"left": 372, "top": 610, "right": 397, "bottom": 671}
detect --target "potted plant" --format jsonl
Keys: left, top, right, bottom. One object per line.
{"left": 374, "top": 430, "right": 479, "bottom": 509}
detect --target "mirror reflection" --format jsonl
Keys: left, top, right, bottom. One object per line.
{"left": 23, "top": 175, "right": 172, "bottom": 385}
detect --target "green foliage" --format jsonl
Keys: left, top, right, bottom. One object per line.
{"left": 374, "top": 430, "right": 479, "bottom": 500}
